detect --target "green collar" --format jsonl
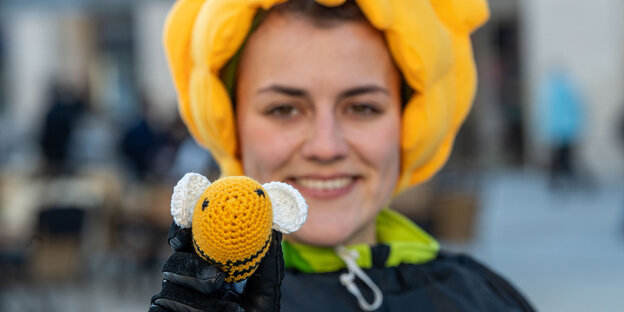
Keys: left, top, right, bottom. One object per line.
{"left": 282, "top": 209, "right": 440, "bottom": 273}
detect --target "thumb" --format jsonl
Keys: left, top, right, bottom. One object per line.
{"left": 240, "top": 230, "right": 284, "bottom": 312}
{"left": 167, "top": 222, "right": 194, "bottom": 253}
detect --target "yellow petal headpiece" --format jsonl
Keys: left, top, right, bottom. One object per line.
{"left": 163, "top": 0, "right": 489, "bottom": 194}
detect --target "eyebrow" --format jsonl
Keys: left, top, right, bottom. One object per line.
{"left": 257, "top": 85, "right": 308, "bottom": 98}
{"left": 257, "top": 84, "right": 389, "bottom": 101}
{"left": 338, "top": 85, "right": 389, "bottom": 101}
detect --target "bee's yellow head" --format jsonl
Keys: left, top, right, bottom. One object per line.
{"left": 192, "top": 176, "right": 273, "bottom": 283}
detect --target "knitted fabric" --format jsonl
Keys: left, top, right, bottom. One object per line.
{"left": 191, "top": 176, "right": 273, "bottom": 282}
{"left": 171, "top": 173, "right": 211, "bottom": 228}
{"left": 263, "top": 181, "right": 307, "bottom": 234}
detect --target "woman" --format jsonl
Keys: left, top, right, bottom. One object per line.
{"left": 150, "top": 0, "right": 535, "bottom": 311}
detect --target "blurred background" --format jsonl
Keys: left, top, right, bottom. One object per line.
{"left": 0, "top": 0, "right": 623, "bottom": 311}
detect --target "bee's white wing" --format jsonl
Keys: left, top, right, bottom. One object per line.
{"left": 171, "top": 172, "right": 211, "bottom": 228}
{"left": 263, "top": 182, "right": 308, "bottom": 234}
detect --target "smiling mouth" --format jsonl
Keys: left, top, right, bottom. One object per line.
{"left": 288, "top": 176, "right": 358, "bottom": 198}
{"left": 295, "top": 177, "right": 353, "bottom": 190}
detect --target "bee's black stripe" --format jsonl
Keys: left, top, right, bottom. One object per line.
{"left": 225, "top": 234, "right": 272, "bottom": 267}
{"left": 228, "top": 261, "right": 262, "bottom": 278}
{"left": 193, "top": 234, "right": 272, "bottom": 268}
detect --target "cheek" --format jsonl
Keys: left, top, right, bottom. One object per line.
{"left": 355, "top": 117, "right": 401, "bottom": 179}
{"left": 238, "top": 117, "right": 300, "bottom": 182}
{"left": 358, "top": 119, "right": 401, "bottom": 227}
{"left": 372, "top": 128, "right": 401, "bottom": 203}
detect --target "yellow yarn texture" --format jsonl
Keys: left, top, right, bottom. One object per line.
{"left": 192, "top": 176, "right": 273, "bottom": 283}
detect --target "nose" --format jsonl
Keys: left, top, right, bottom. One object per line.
{"left": 300, "top": 111, "right": 348, "bottom": 163}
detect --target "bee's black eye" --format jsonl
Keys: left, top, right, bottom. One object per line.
{"left": 202, "top": 198, "right": 209, "bottom": 211}
{"left": 254, "top": 189, "right": 265, "bottom": 197}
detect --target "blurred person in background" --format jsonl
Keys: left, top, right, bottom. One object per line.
{"left": 538, "top": 67, "right": 585, "bottom": 189}
{"left": 39, "top": 80, "right": 88, "bottom": 175}
{"left": 120, "top": 95, "right": 167, "bottom": 181}
{"left": 619, "top": 107, "right": 624, "bottom": 237}
{"left": 149, "top": 0, "right": 535, "bottom": 311}
{"left": 120, "top": 95, "right": 189, "bottom": 182}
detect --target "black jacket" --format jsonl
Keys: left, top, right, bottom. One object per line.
{"left": 282, "top": 247, "right": 535, "bottom": 312}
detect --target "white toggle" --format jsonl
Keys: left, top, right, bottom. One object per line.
{"left": 335, "top": 246, "right": 383, "bottom": 311}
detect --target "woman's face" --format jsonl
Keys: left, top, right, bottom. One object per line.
{"left": 236, "top": 12, "right": 401, "bottom": 247}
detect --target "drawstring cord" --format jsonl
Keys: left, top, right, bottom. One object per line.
{"left": 334, "top": 246, "right": 383, "bottom": 311}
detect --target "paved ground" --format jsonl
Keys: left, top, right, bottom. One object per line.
{"left": 454, "top": 169, "right": 624, "bottom": 312}
{"left": 2, "top": 169, "right": 623, "bottom": 311}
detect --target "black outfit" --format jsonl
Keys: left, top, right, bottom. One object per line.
{"left": 282, "top": 248, "right": 534, "bottom": 311}
{"left": 151, "top": 214, "right": 535, "bottom": 312}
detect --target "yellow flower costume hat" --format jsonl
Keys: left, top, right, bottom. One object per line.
{"left": 163, "top": 0, "right": 489, "bottom": 193}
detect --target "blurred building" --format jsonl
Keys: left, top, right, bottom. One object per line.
{"left": 1, "top": 0, "right": 623, "bottom": 178}
{"left": 0, "top": 0, "right": 208, "bottom": 289}
{"left": 0, "top": 0, "right": 623, "bottom": 258}
{"left": 0, "top": 0, "right": 177, "bottom": 175}
{"left": 472, "top": 0, "right": 624, "bottom": 181}
{"left": 0, "top": 1, "right": 623, "bottom": 311}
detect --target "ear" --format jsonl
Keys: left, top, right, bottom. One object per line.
{"left": 262, "top": 182, "right": 308, "bottom": 234}
{"left": 171, "top": 172, "right": 211, "bottom": 228}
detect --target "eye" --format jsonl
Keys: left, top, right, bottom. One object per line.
{"left": 347, "top": 103, "right": 381, "bottom": 116}
{"left": 201, "top": 198, "right": 209, "bottom": 211}
{"left": 254, "top": 189, "right": 265, "bottom": 197}
{"left": 266, "top": 104, "right": 299, "bottom": 118}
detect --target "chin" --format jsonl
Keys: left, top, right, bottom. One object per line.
{"left": 287, "top": 221, "right": 355, "bottom": 247}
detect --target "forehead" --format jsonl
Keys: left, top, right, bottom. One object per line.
{"left": 237, "top": 12, "right": 397, "bottom": 91}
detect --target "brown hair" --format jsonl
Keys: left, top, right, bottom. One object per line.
{"left": 224, "top": 0, "right": 412, "bottom": 107}
{"left": 270, "top": 0, "right": 367, "bottom": 27}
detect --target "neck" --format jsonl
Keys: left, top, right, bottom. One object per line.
{"left": 285, "top": 221, "right": 377, "bottom": 247}
{"left": 342, "top": 221, "right": 377, "bottom": 246}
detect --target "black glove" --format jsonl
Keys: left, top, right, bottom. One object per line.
{"left": 149, "top": 223, "right": 284, "bottom": 312}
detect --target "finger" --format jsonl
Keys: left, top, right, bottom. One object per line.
{"left": 163, "top": 252, "right": 226, "bottom": 294}
{"left": 168, "top": 222, "right": 194, "bottom": 253}
{"left": 154, "top": 280, "right": 244, "bottom": 312}
{"left": 241, "top": 230, "right": 284, "bottom": 312}
{"left": 148, "top": 303, "right": 168, "bottom": 312}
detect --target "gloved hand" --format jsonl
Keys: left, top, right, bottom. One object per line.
{"left": 149, "top": 222, "right": 284, "bottom": 312}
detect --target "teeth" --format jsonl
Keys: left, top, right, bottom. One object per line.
{"left": 297, "top": 177, "right": 352, "bottom": 190}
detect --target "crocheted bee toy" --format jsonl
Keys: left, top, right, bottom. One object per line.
{"left": 170, "top": 173, "right": 307, "bottom": 283}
